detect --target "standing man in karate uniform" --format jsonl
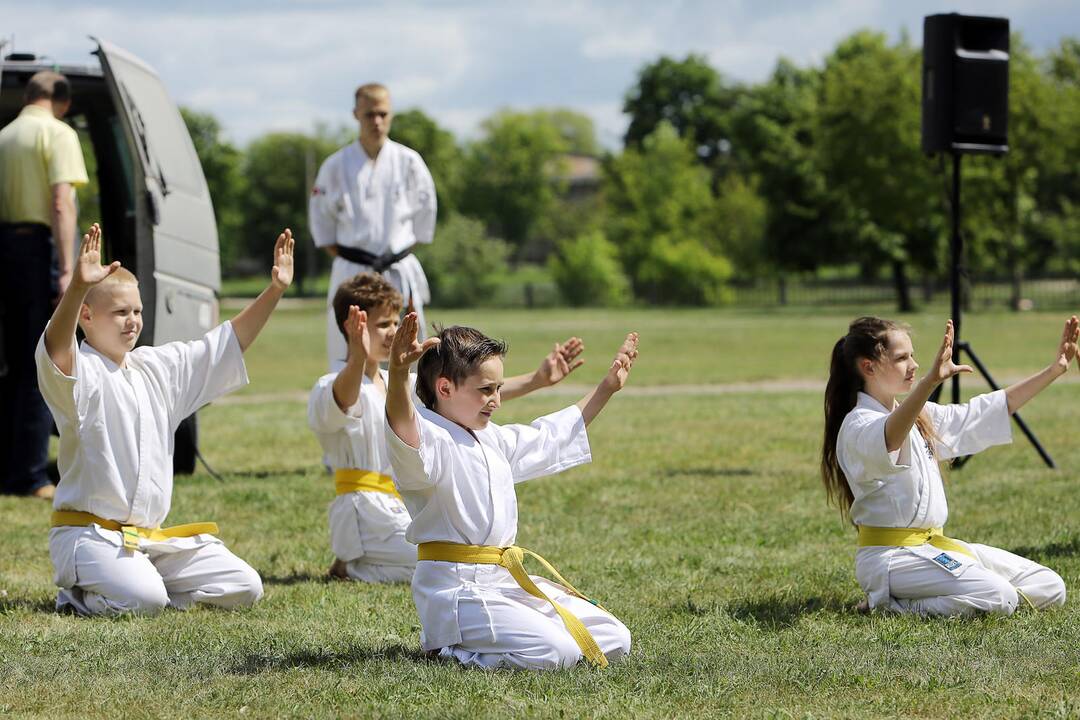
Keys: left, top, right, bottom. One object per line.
{"left": 309, "top": 83, "right": 436, "bottom": 371}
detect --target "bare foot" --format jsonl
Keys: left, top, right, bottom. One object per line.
{"left": 855, "top": 597, "right": 870, "bottom": 614}
{"left": 328, "top": 558, "right": 349, "bottom": 580}
{"left": 31, "top": 485, "right": 55, "bottom": 500}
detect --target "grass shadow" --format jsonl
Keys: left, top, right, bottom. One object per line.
{"left": 721, "top": 594, "right": 852, "bottom": 630}
{"left": 229, "top": 643, "right": 427, "bottom": 675}
{"left": 1007, "top": 535, "right": 1080, "bottom": 561}
{"left": 0, "top": 594, "right": 59, "bottom": 614}
{"left": 671, "top": 467, "right": 756, "bottom": 478}
{"left": 261, "top": 571, "right": 331, "bottom": 587}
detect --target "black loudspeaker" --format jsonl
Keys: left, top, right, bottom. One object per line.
{"left": 922, "top": 13, "right": 1009, "bottom": 154}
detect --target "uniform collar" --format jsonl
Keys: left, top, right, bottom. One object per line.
{"left": 856, "top": 391, "right": 897, "bottom": 413}
{"left": 80, "top": 339, "right": 128, "bottom": 371}
{"left": 418, "top": 405, "right": 483, "bottom": 445}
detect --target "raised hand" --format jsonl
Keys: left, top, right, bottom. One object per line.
{"left": 344, "top": 306, "right": 371, "bottom": 363}
{"left": 388, "top": 312, "right": 439, "bottom": 371}
{"left": 929, "top": 320, "right": 972, "bottom": 384}
{"left": 601, "top": 332, "right": 639, "bottom": 393}
{"left": 535, "top": 336, "right": 585, "bottom": 387}
{"left": 1054, "top": 314, "right": 1080, "bottom": 372}
{"left": 72, "top": 223, "right": 121, "bottom": 289}
{"left": 271, "top": 229, "right": 295, "bottom": 290}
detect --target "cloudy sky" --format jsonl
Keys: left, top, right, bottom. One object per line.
{"left": 3, "top": 1, "right": 1077, "bottom": 147}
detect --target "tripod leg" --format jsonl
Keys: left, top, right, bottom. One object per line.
{"left": 959, "top": 342, "right": 1056, "bottom": 469}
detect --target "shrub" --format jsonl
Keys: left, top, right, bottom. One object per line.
{"left": 415, "top": 214, "right": 510, "bottom": 307}
{"left": 548, "top": 230, "right": 631, "bottom": 307}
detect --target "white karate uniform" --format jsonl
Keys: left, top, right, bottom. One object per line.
{"left": 309, "top": 139, "right": 436, "bottom": 370}
{"left": 386, "top": 404, "right": 632, "bottom": 670}
{"left": 839, "top": 389, "right": 1066, "bottom": 616}
{"left": 308, "top": 369, "right": 416, "bottom": 583}
{"left": 35, "top": 322, "right": 263, "bottom": 616}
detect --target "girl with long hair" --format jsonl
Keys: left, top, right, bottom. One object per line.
{"left": 821, "top": 315, "right": 1075, "bottom": 616}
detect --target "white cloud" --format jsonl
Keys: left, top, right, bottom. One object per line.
{"left": 3, "top": 0, "right": 1076, "bottom": 149}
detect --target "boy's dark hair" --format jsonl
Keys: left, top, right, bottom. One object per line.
{"left": 332, "top": 272, "right": 403, "bottom": 337}
{"left": 416, "top": 326, "right": 508, "bottom": 409}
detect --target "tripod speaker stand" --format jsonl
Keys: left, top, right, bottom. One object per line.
{"left": 930, "top": 152, "right": 1055, "bottom": 469}
{"left": 922, "top": 13, "right": 1054, "bottom": 468}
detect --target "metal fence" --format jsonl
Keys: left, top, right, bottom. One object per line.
{"left": 728, "top": 274, "right": 1080, "bottom": 311}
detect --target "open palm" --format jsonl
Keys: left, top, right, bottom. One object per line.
{"left": 930, "top": 320, "right": 972, "bottom": 383}
{"left": 602, "top": 332, "right": 639, "bottom": 392}
{"left": 1054, "top": 314, "right": 1079, "bottom": 370}
{"left": 389, "top": 312, "right": 439, "bottom": 370}
{"left": 74, "top": 223, "right": 121, "bottom": 287}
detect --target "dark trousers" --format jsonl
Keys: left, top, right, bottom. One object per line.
{"left": 0, "top": 224, "right": 56, "bottom": 494}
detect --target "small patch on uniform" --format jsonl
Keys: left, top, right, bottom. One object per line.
{"left": 933, "top": 553, "right": 962, "bottom": 570}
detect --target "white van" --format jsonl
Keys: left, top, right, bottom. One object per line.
{"left": 1, "top": 38, "right": 220, "bottom": 473}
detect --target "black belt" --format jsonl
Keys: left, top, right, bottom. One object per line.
{"left": 334, "top": 245, "right": 414, "bottom": 272}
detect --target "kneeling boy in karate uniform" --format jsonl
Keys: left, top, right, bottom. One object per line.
{"left": 385, "top": 312, "right": 636, "bottom": 670}
{"left": 37, "top": 223, "right": 295, "bottom": 616}
{"left": 309, "top": 272, "right": 587, "bottom": 583}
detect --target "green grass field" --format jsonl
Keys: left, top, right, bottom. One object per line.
{"left": 2, "top": 305, "right": 1079, "bottom": 719}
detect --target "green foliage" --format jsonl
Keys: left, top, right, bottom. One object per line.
{"left": 713, "top": 173, "right": 767, "bottom": 276}
{"left": 623, "top": 54, "right": 742, "bottom": 174}
{"left": 414, "top": 213, "right": 510, "bottom": 307}
{"left": 548, "top": 230, "right": 631, "bottom": 307}
{"left": 180, "top": 107, "right": 246, "bottom": 272}
{"left": 459, "top": 110, "right": 569, "bottom": 249}
{"left": 391, "top": 109, "right": 464, "bottom": 221}
{"left": 241, "top": 132, "right": 338, "bottom": 292}
{"left": 604, "top": 122, "right": 733, "bottom": 305}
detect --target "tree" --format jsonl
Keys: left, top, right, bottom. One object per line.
{"left": 604, "top": 122, "right": 732, "bottom": 305}
{"left": 391, "top": 109, "right": 463, "bottom": 221}
{"left": 816, "top": 31, "right": 938, "bottom": 311}
{"left": 180, "top": 107, "right": 245, "bottom": 274}
{"left": 241, "top": 132, "right": 338, "bottom": 293}
{"left": 459, "top": 110, "right": 569, "bottom": 251}
{"left": 726, "top": 60, "right": 847, "bottom": 276}
{"left": 623, "top": 54, "right": 742, "bottom": 176}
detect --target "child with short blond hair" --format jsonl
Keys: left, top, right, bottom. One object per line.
{"left": 37, "top": 223, "right": 294, "bottom": 616}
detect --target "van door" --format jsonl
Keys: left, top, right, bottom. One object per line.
{"left": 94, "top": 38, "right": 219, "bottom": 345}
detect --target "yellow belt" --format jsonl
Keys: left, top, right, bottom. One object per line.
{"left": 857, "top": 526, "right": 975, "bottom": 559}
{"left": 51, "top": 510, "right": 219, "bottom": 551}
{"left": 334, "top": 469, "right": 400, "bottom": 498}
{"left": 418, "top": 541, "right": 609, "bottom": 668}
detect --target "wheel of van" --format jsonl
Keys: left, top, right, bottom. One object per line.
{"left": 174, "top": 414, "right": 198, "bottom": 475}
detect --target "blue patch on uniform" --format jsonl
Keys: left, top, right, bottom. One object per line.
{"left": 933, "top": 553, "right": 962, "bottom": 571}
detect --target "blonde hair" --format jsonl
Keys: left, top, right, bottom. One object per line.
{"left": 83, "top": 268, "right": 139, "bottom": 306}
{"left": 354, "top": 83, "right": 390, "bottom": 106}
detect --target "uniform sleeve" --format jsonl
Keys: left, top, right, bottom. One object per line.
{"left": 924, "top": 390, "right": 1012, "bottom": 460}
{"left": 385, "top": 410, "right": 443, "bottom": 491}
{"left": 405, "top": 153, "right": 436, "bottom": 245}
{"left": 47, "top": 125, "right": 89, "bottom": 186}
{"left": 307, "top": 374, "right": 352, "bottom": 434}
{"left": 154, "top": 321, "right": 249, "bottom": 427}
{"left": 837, "top": 409, "right": 910, "bottom": 487}
{"left": 496, "top": 405, "right": 592, "bottom": 484}
{"left": 308, "top": 156, "right": 340, "bottom": 248}
{"left": 34, "top": 328, "right": 82, "bottom": 425}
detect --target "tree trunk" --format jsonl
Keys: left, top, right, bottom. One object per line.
{"left": 892, "top": 260, "right": 913, "bottom": 313}
{"left": 1010, "top": 265, "right": 1023, "bottom": 311}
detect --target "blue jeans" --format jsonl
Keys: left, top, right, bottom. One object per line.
{"left": 0, "top": 223, "right": 56, "bottom": 495}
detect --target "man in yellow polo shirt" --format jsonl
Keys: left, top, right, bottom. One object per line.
{"left": 0, "top": 70, "right": 88, "bottom": 499}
